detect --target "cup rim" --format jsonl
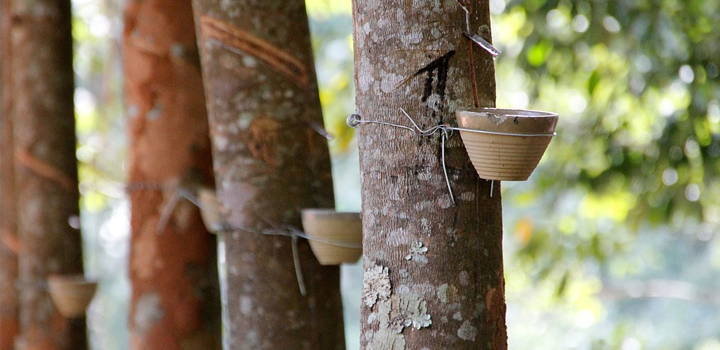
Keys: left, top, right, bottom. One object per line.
{"left": 301, "top": 208, "right": 361, "bottom": 219}
{"left": 456, "top": 107, "right": 558, "bottom": 118}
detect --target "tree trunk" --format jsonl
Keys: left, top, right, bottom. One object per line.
{"left": 10, "top": 1, "right": 87, "bottom": 349}
{"left": 191, "top": 1, "right": 345, "bottom": 349}
{"left": 0, "top": 1, "right": 19, "bottom": 348}
{"left": 122, "top": 0, "right": 221, "bottom": 349}
{"left": 352, "top": 1, "right": 507, "bottom": 349}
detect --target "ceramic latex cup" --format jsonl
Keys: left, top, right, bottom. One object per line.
{"left": 197, "top": 187, "right": 224, "bottom": 233}
{"left": 301, "top": 209, "right": 362, "bottom": 265}
{"left": 456, "top": 108, "right": 558, "bottom": 181}
{"left": 47, "top": 275, "right": 98, "bottom": 318}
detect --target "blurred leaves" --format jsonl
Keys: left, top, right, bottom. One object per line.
{"left": 497, "top": 0, "right": 720, "bottom": 347}
{"left": 498, "top": 0, "right": 720, "bottom": 268}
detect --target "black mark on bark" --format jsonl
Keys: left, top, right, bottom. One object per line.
{"left": 412, "top": 50, "right": 455, "bottom": 103}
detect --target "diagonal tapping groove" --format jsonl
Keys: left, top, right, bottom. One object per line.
{"left": 200, "top": 15, "right": 309, "bottom": 89}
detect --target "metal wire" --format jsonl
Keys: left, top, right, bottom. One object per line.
{"left": 347, "top": 109, "right": 557, "bottom": 202}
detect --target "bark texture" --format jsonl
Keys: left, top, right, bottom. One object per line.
{"left": 352, "top": 1, "right": 507, "bottom": 349}
{"left": 10, "top": 1, "right": 86, "bottom": 349}
{"left": 0, "top": 0, "right": 19, "bottom": 347}
{"left": 192, "top": 0, "right": 345, "bottom": 349}
{"left": 123, "top": 0, "right": 221, "bottom": 349}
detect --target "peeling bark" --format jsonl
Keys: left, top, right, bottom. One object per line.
{"left": 123, "top": 0, "right": 221, "bottom": 349}
{"left": 0, "top": 0, "right": 20, "bottom": 347}
{"left": 352, "top": 1, "right": 507, "bottom": 349}
{"left": 192, "top": 0, "right": 345, "bottom": 349}
{"left": 10, "top": 1, "right": 86, "bottom": 349}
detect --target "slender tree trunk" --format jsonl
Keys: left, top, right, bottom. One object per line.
{"left": 0, "top": 1, "right": 20, "bottom": 348}
{"left": 191, "top": 1, "right": 345, "bottom": 349}
{"left": 10, "top": 1, "right": 87, "bottom": 349}
{"left": 352, "top": 1, "right": 507, "bottom": 349}
{"left": 123, "top": 0, "right": 221, "bottom": 349}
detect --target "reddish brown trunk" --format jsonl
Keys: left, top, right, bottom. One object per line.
{"left": 191, "top": 0, "right": 346, "bottom": 349}
{"left": 123, "top": 0, "right": 221, "bottom": 349}
{"left": 352, "top": 0, "right": 507, "bottom": 349}
{"left": 0, "top": 1, "right": 20, "bottom": 348}
{"left": 10, "top": 1, "right": 86, "bottom": 349}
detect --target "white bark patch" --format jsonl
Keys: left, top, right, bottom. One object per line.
{"left": 242, "top": 56, "right": 257, "bottom": 68}
{"left": 396, "top": 296, "right": 432, "bottom": 331}
{"left": 417, "top": 172, "right": 432, "bottom": 181}
{"left": 240, "top": 296, "right": 252, "bottom": 314}
{"left": 459, "top": 192, "right": 475, "bottom": 202}
{"left": 437, "top": 284, "right": 450, "bottom": 304}
{"left": 437, "top": 283, "right": 458, "bottom": 304}
{"left": 368, "top": 298, "right": 407, "bottom": 349}
{"left": 414, "top": 200, "right": 433, "bottom": 211}
{"left": 358, "top": 56, "right": 374, "bottom": 93}
{"left": 133, "top": 293, "right": 164, "bottom": 336}
{"left": 436, "top": 195, "right": 453, "bottom": 209}
{"left": 457, "top": 320, "right": 477, "bottom": 341}
{"left": 387, "top": 227, "right": 411, "bottom": 247}
{"left": 404, "top": 31, "right": 423, "bottom": 44}
{"left": 147, "top": 104, "right": 162, "bottom": 120}
{"left": 404, "top": 241, "right": 428, "bottom": 265}
{"left": 459, "top": 271, "right": 470, "bottom": 286}
{"left": 422, "top": 218, "right": 434, "bottom": 234}
{"left": 380, "top": 73, "right": 402, "bottom": 92}
{"left": 425, "top": 94, "right": 442, "bottom": 113}
{"left": 214, "top": 135, "right": 229, "bottom": 152}
{"left": 453, "top": 311, "right": 463, "bottom": 321}
{"left": 363, "top": 265, "right": 391, "bottom": 307}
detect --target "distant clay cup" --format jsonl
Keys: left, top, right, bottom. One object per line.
{"left": 47, "top": 275, "right": 98, "bottom": 318}
{"left": 456, "top": 108, "right": 558, "bottom": 181}
{"left": 301, "top": 209, "right": 362, "bottom": 265}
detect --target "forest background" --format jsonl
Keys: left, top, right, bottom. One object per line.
{"left": 72, "top": 0, "right": 720, "bottom": 349}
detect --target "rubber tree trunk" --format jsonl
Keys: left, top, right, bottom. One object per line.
{"left": 352, "top": 1, "right": 507, "bottom": 349}
{"left": 0, "top": 0, "right": 19, "bottom": 347}
{"left": 123, "top": 0, "right": 221, "bottom": 349}
{"left": 10, "top": 1, "right": 87, "bottom": 349}
{"left": 191, "top": 1, "right": 345, "bottom": 349}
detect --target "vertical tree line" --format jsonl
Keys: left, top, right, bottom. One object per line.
{"left": 352, "top": 0, "right": 506, "bottom": 348}
{"left": 122, "top": 0, "right": 221, "bottom": 349}
{"left": 8, "top": 1, "right": 86, "bottom": 349}
{"left": 0, "top": 0, "right": 19, "bottom": 348}
{"left": 191, "top": 0, "right": 346, "bottom": 348}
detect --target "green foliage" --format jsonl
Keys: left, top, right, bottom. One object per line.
{"left": 495, "top": 0, "right": 720, "bottom": 348}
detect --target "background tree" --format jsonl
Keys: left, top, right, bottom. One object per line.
{"left": 122, "top": 0, "right": 221, "bottom": 349}
{"left": 191, "top": 0, "right": 345, "bottom": 348}
{"left": 0, "top": 1, "right": 19, "bottom": 347}
{"left": 9, "top": 0, "right": 86, "bottom": 349}
{"left": 352, "top": 0, "right": 505, "bottom": 348}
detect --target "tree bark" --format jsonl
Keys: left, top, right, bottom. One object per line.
{"left": 10, "top": 1, "right": 87, "bottom": 349}
{"left": 123, "top": 0, "right": 221, "bottom": 349}
{"left": 352, "top": 1, "right": 507, "bottom": 349}
{"left": 191, "top": 0, "right": 345, "bottom": 349}
{"left": 0, "top": 1, "right": 19, "bottom": 348}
